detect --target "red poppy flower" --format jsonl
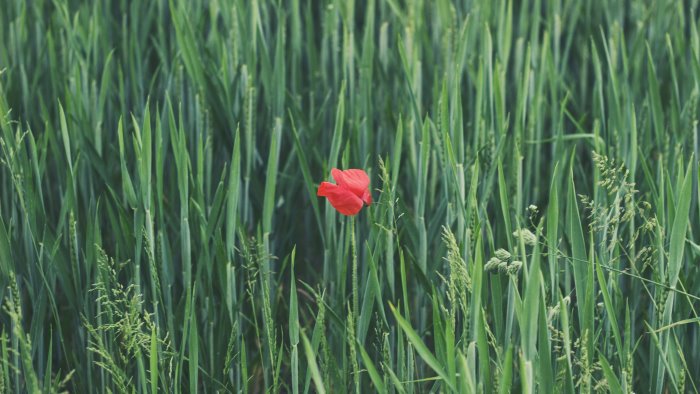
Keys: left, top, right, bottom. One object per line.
{"left": 317, "top": 168, "right": 372, "bottom": 216}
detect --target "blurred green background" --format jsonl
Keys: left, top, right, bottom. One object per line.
{"left": 1, "top": 0, "right": 700, "bottom": 392}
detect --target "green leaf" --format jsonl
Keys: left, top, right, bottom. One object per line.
{"left": 668, "top": 159, "right": 693, "bottom": 288}
{"left": 150, "top": 324, "right": 158, "bottom": 394}
{"left": 389, "top": 303, "right": 456, "bottom": 392}
{"left": 289, "top": 247, "right": 299, "bottom": 394}
{"left": 262, "top": 118, "right": 282, "bottom": 234}
{"left": 189, "top": 298, "right": 199, "bottom": 394}
{"left": 595, "top": 257, "right": 623, "bottom": 364}
{"left": 357, "top": 340, "right": 386, "bottom": 393}
{"left": 301, "top": 331, "right": 326, "bottom": 394}
{"left": 598, "top": 353, "right": 623, "bottom": 394}
{"left": 566, "top": 156, "right": 589, "bottom": 331}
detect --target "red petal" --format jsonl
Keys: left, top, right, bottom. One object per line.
{"left": 361, "top": 189, "right": 372, "bottom": 206}
{"left": 317, "top": 182, "right": 363, "bottom": 216}
{"left": 332, "top": 168, "right": 370, "bottom": 198}
{"left": 317, "top": 181, "right": 335, "bottom": 197}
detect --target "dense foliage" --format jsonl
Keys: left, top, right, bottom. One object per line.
{"left": 1, "top": 0, "right": 700, "bottom": 392}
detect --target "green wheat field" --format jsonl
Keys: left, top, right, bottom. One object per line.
{"left": 1, "top": 0, "right": 700, "bottom": 392}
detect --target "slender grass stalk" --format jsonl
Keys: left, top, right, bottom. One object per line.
{"left": 1, "top": 0, "right": 700, "bottom": 392}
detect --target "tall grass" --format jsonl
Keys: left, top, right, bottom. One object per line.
{"left": 1, "top": 0, "right": 700, "bottom": 392}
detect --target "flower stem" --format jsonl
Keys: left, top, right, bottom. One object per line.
{"left": 351, "top": 216, "right": 358, "bottom": 326}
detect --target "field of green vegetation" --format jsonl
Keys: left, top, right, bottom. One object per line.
{"left": 1, "top": 0, "right": 700, "bottom": 392}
